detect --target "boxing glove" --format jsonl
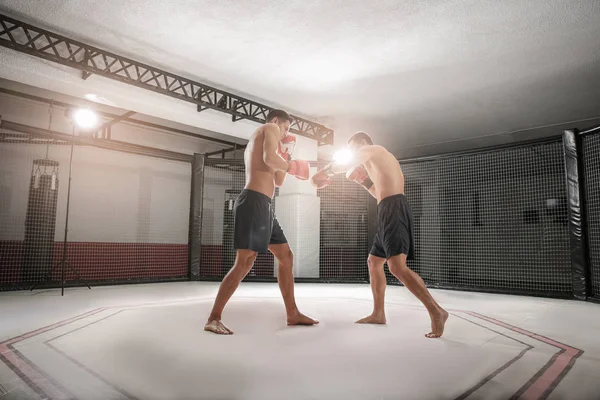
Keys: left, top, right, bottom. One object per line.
{"left": 346, "top": 166, "right": 373, "bottom": 189}
{"left": 311, "top": 169, "right": 332, "bottom": 189}
{"left": 287, "top": 160, "right": 310, "bottom": 180}
{"left": 278, "top": 134, "right": 296, "bottom": 161}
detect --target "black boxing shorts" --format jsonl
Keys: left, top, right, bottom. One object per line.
{"left": 233, "top": 189, "right": 287, "bottom": 253}
{"left": 370, "top": 194, "right": 415, "bottom": 260}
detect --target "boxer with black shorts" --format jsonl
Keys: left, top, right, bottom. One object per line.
{"left": 312, "top": 131, "right": 448, "bottom": 338}
{"left": 205, "top": 110, "right": 318, "bottom": 335}
{"left": 232, "top": 190, "right": 287, "bottom": 253}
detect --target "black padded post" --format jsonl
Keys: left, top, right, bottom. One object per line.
{"left": 189, "top": 153, "right": 205, "bottom": 280}
{"left": 562, "top": 130, "right": 589, "bottom": 300}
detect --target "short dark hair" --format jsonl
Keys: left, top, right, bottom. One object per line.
{"left": 347, "top": 131, "right": 373, "bottom": 145}
{"left": 266, "top": 109, "right": 293, "bottom": 123}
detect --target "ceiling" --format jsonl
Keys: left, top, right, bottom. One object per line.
{"left": 1, "top": 0, "right": 599, "bottom": 155}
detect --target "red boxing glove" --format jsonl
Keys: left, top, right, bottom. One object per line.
{"left": 311, "top": 169, "right": 332, "bottom": 189}
{"left": 287, "top": 160, "right": 310, "bottom": 180}
{"left": 278, "top": 134, "right": 296, "bottom": 161}
{"left": 346, "top": 166, "right": 373, "bottom": 189}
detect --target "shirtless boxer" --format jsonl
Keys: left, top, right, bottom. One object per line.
{"left": 205, "top": 109, "right": 318, "bottom": 335}
{"left": 312, "top": 131, "right": 448, "bottom": 338}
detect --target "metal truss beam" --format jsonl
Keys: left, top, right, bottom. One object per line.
{"left": 0, "top": 13, "right": 334, "bottom": 145}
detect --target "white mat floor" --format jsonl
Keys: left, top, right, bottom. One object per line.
{"left": 1, "top": 282, "right": 599, "bottom": 400}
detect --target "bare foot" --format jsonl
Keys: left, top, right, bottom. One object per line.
{"left": 204, "top": 319, "right": 233, "bottom": 335}
{"left": 287, "top": 312, "right": 319, "bottom": 326}
{"left": 355, "top": 313, "right": 387, "bottom": 324}
{"left": 425, "top": 309, "right": 449, "bottom": 338}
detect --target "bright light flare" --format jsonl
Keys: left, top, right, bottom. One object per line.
{"left": 333, "top": 148, "right": 354, "bottom": 165}
{"left": 73, "top": 108, "right": 98, "bottom": 130}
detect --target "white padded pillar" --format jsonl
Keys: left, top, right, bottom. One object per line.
{"left": 274, "top": 135, "right": 320, "bottom": 278}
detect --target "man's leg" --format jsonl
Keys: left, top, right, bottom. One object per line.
{"left": 268, "top": 243, "right": 318, "bottom": 326}
{"left": 205, "top": 249, "right": 257, "bottom": 334}
{"left": 356, "top": 255, "right": 387, "bottom": 324}
{"left": 387, "top": 254, "right": 448, "bottom": 338}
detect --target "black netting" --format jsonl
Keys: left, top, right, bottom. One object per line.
{"left": 199, "top": 142, "right": 572, "bottom": 296}
{"left": 200, "top": 160, "right": 274, "bottom": 279}
{"left": 199, "top": 160, "right": 369, "bottom": 282}
{"left": 318, "top": 173, "right": 370, "bottom": 281}
{"left": 0, "top": 139, "right": 190, "bottom": 290}
{"left": 583, "top": 133, "right": 600, "bottom": 298}
{"left": 396, "top": 141, "right": 572, "bottom": 295}
{"left": 3, "top": 128, "right": 578, "bottom": 297}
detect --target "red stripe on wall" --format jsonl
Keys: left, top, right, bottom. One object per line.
{"left": 1, "top": 242, "right": 278, "bottom": 284}
{"left": 199, "top": 245, "right": 275, "bottom": 277}
{"left": 199, "top": 245, "right": 223, "bottom": 277}
{"left": 0, "top": 241, "right": 188, "bottom": 283}
{"left": 0, "top": 241, "right": 24, "bottom": 284}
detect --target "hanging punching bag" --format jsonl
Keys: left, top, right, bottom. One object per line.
{"left": 23, "top": 159, "right": 59, "bottom": 282}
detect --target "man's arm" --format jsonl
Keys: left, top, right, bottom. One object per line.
{"left": 329, "top": 145, "right": 383, "bottom": 174}
{"left": 263, "top": 124, "right": 289, "bottom": 172}
{"left": 274, "top": 171, "right": 286, "bottom": 187}
{"left": 348, "top": 168, "right": 377, "bottom": 199}
{"left": 367, "top": 185, "right": 377, "bottom": 198}
{"left": 313, "top": 146, "right": 382, "bottom": 191}
{"left": 263, "top": 124, "right": 310, "bottom": 180}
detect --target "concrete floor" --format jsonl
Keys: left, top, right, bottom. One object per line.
{"left": 1, "top": 282, "right": 599, "bottom": 400}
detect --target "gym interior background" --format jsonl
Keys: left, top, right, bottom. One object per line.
{"left": 1, "top": 2, "right": 600, "bottom": 400}
{"left": 2, "top": 86, "right": 598, "bottom": 301}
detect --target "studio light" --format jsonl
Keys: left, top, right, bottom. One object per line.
{"left": 72, "top": 108, "right": 98, "bottom": 130}
{"left": 333, "top": 148, "right": 354, "bottom": 165}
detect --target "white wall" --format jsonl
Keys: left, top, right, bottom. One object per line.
{"left": 200, "top": 167, "right": 241, "bottom": 246}
{"left": 275, "top": 136, "right": 320, "bottom": 278}
{"left": 0, "top": 143, "right": 191, "bottom": 243}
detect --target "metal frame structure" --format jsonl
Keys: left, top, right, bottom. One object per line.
{"left": 576, "top": 125, "right": 600, "bottom": 301}
{"left": 398, "top": 135, "right": 564, "bottom": 164}
{"left": 205, "top": 145, "right": 246, "bottom": 159}
{"left": 563, "top": 129, "right": 589, "bottom": 300}
{"left": 0, "top": 13, "right": 334, "bottom": 145}
{"left": 0, "top": 87, "right": 243, "bottom": 148}
{"left": 0, "top": 119, "right": 192, "bottom": 163}
{"left": 0, "top": 131, "right": 70, "bottom": 145}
